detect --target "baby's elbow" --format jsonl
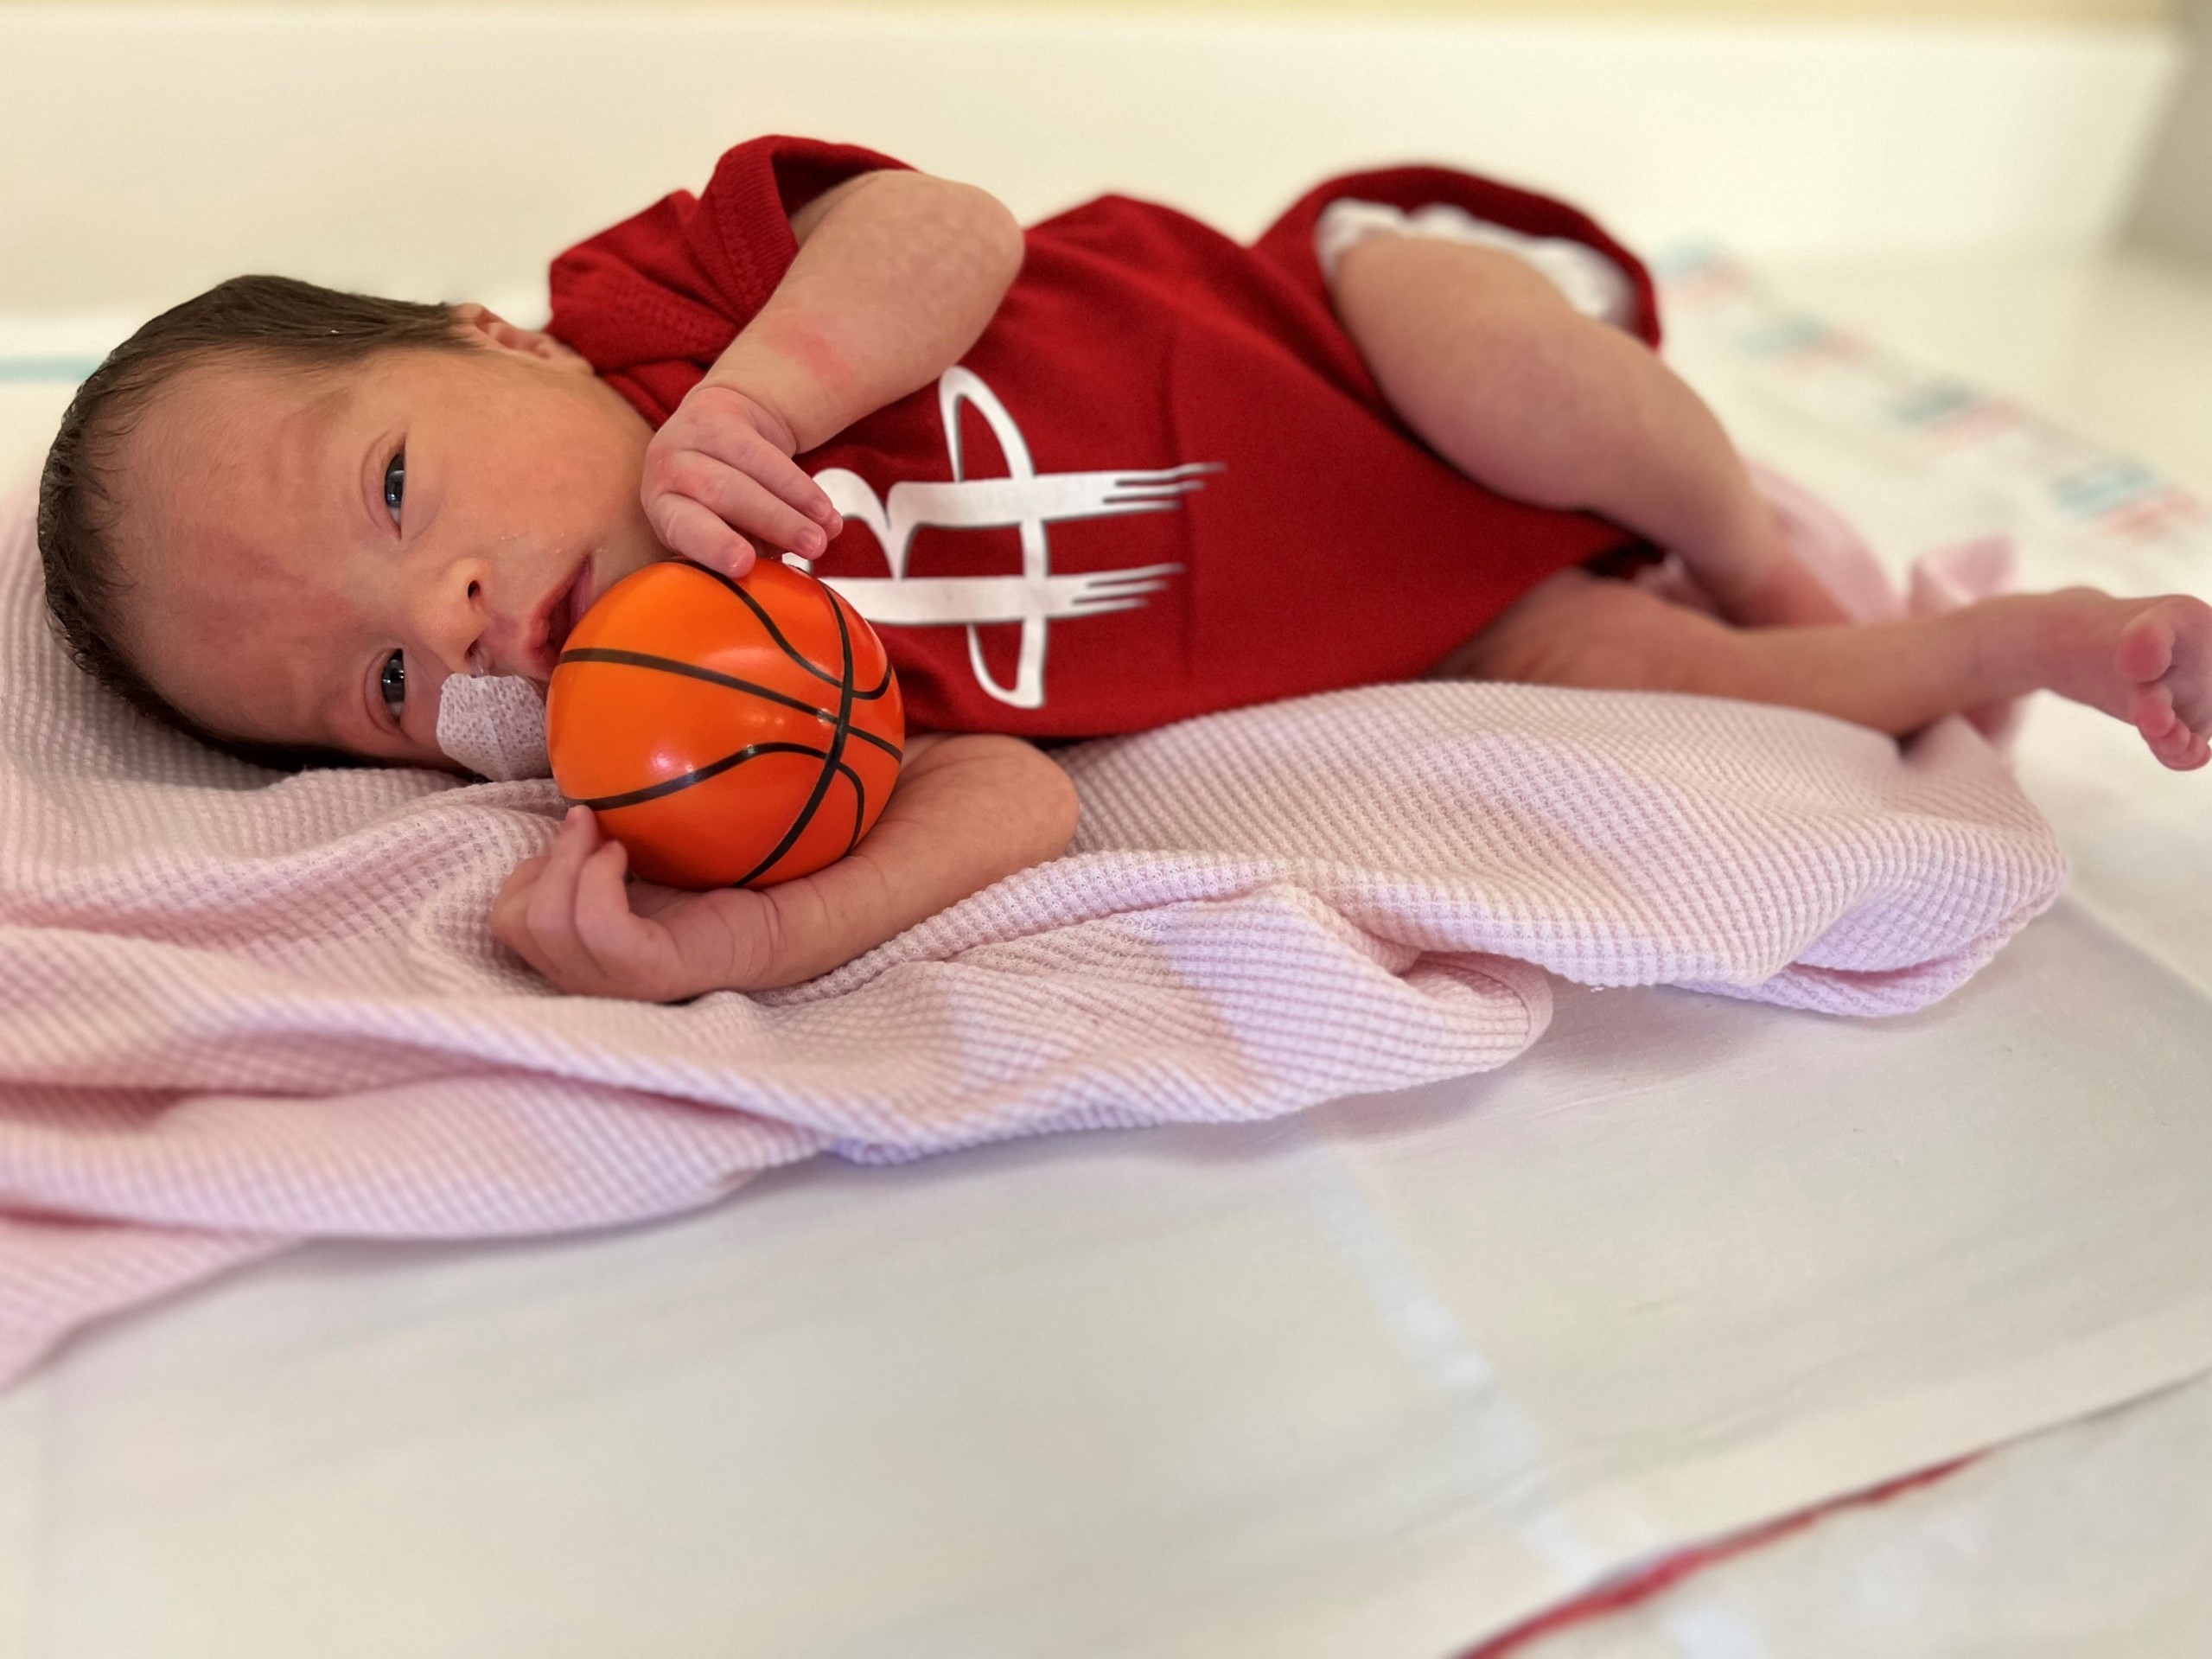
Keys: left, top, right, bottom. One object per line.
{"left": 1030, "top": 754, "right": 1081, "bottom": 863}
{"left": 985, "top": 734, "right": 1079, "bottom": 867}
{"left": 914, "top": 731, "right": 1079, "bottom": 875}
{"left": 948, "top": 180, "right": 1026, "bottom": 290}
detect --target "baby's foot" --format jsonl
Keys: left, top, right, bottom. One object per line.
{"left": 2041, "top": 590, "right": 2212, "bottom": 769}
{"left": 2113, "top": 597, "right": 2212, "bottom": 770}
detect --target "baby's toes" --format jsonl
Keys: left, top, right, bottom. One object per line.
{"left": 2130, "top": 683, "right": 2207, "bottom": 769}
{"left": 2114, "top": 607, "right": 2177, "bottom": 685}
{"left": 2159, "top": 723, "right": 2210, "bottom": 770}
{"left": 2168, "top": 613, "right": 2212, "bottom": 740}
{"left": 2128, "top": 680, "right": 2178, "bottom": 742}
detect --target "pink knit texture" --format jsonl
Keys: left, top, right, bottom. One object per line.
{"left": 0, "top": 482, "right": 2062, "bottom": 1385}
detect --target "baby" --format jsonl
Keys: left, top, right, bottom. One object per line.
{"left": 35, "top": 137, "right": 2210, "bottom": 1004}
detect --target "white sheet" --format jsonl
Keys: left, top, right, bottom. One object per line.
{"left": 1511, "top": 1371, "right": 2212, "bottom": 1657}
{"left": 3, "top": 908, "right": 2209, "bottom": 1659}
{"left": 3, "top": 253, "right": 2210, "bottom": 1659}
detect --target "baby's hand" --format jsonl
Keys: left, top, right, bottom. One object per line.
{"left": 495, "top": 736, "right": 1079, "bottom": 1001}
{"left": 493, "top": 806, "right": 783, "bottom": 1002}
{"left": 641, "top": 381, "right": 844, "bottom": 579}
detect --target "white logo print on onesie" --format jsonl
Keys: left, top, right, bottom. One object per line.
{"left": 794, "top": 367, "right": 1219, "bottom": 709}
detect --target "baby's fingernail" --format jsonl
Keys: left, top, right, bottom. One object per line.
{"left": 799, "top": 526, "right": 826, "bottom": 555}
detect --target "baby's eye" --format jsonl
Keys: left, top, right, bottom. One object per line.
{"left": 379, "top": 648, "right": 407, "bottom": 723}
{"left": 382, "top": 448, "right": 406, "bottom": 526}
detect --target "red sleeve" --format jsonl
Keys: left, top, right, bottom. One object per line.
{"left": 546, "top": 135, "right": 913, "bottom": 424}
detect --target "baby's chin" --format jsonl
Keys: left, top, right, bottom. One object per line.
{"left": 596, "top": 541, "right": 681, "bottom": 603}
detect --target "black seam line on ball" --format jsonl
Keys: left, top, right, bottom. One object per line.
{"left": 699, "top": 565, "right": 844, "bottom": 690}
{"left": 571, "top": 741, "right": 828, "bottom": 813}
{"left": 848, "top": 630, "right": 892, "bottom": 702}
{"left": 835, "top": 757, "right": 867, "bottom": 856}
{"left": 730, "top": 587, "right": 860, "bottom": 888}
{"left": 697, "top": 564, "right": 895, "bottom": 701}
{"left": 557, "top": 647, "right": 903, "bottom": 763}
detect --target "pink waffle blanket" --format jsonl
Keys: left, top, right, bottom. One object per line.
{"left": 0, "top": 478, "right": 2062, "bottom": 1386}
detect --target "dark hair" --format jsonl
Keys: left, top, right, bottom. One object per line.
{"left": 35, "top": 274, "right": 476, "bottom": 772}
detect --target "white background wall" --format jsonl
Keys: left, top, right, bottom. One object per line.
{"left": 0, "top": 5, "right": 2187, "bottom": 320}
{"left": 2131, "top": 0, "right": 2212, "bottom": 260}
{"left": 0, "top": 0, "right": 2182, "bottom": 18}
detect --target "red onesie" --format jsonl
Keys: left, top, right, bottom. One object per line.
{"left": 546, "top": 136, "right": 1661, "bottom": 737}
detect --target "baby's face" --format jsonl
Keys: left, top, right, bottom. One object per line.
{"left": 117, "top": 316, "right": 668, "bottom": 769}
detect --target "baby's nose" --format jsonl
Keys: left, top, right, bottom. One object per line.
{"left": 449, "top": 577, "right": 532, "bottom": 680}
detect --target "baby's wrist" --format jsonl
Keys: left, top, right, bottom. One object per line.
{"left": 700, "top": 326, "right": 857, "bottom": 454}
{"left": 685, "top": 378, "right": 803, "bottom": 456}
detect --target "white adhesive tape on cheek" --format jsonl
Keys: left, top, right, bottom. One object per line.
{"left": 436, "top": 673, "right": 552, "bottom": 781}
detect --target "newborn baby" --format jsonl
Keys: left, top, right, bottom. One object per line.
{"left": 35, "top": 137, "right": 2209, "bottom": 1003}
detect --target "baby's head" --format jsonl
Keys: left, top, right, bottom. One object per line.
{"left": 36, "top": 276, "right": 666, "bottom": 773}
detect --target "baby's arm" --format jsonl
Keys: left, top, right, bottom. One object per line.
{"left": 492, "top": 736, "right": 1078, "bottom": 1002}
{"left": 645, "top": 169, "right": 1026, "bottom": 576}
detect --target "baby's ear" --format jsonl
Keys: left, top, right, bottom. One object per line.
{"left": 450, "top": 303, "right": 594, "bottom": 377}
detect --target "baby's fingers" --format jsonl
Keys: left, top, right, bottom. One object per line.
{"left": 670, "top": 382, "right": 842, "bottom": 537}
{"left": 647, "top": 491, "right": 757, "bottom": 581}
{"left": 500, "top": 806, "right": 634, "bottom": 994}
{"left": 490, "top": 855, "right": 555, "bottom": 973}
{"left": 494, "top": 811, "right": 699, "bottom": 1000}
{"left": 571, "top": 837, "right": 698, "bottom": 1002}
{"left": 688, "top": 422, "right": 843, "bottom": 545}
{"left": 666, "top": 453, "right": 830, "bottom": 564}
{"left": 500, "top": 852, "right": 550, "bottom": 891}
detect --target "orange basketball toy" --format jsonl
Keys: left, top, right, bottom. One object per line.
{"left": 545, "top": 559, "right": 904, "bottom": 890}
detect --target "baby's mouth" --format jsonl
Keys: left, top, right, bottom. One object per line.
{"left": 533, "top": 557, "right": 595, "bottom": 677}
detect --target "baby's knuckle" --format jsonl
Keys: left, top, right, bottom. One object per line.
{"left": 664, "top": 451, "right": 719, "bottom": 495}
{"left": 665, "top": 522, "right": 708, "bottom": 564}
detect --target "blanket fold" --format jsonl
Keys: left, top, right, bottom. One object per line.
{"left": 0, "top": 480, "right": 2064, "bottom": 1385}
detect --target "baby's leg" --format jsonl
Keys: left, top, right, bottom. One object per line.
{"left": 1447, "top": 570, "right": 2212, "bottom": 769}
{"left": 1330, "top": 234, "right": 1850, "bottom": 627}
